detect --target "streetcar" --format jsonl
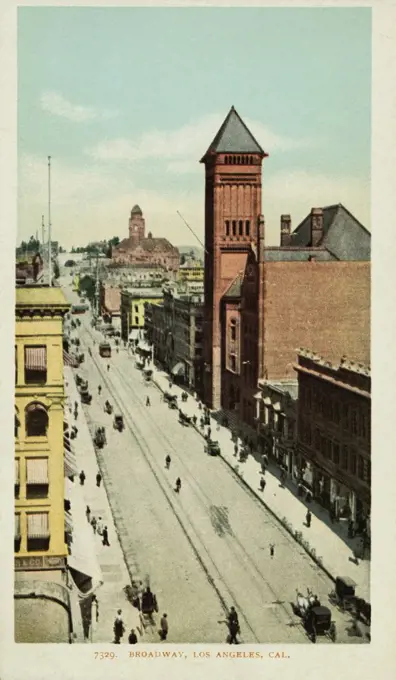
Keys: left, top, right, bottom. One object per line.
{"left": 71, "top": 303, "right": 89, "bottom": 315}
{"left": 99, "top": 341, "right": 112, "bottom": 358}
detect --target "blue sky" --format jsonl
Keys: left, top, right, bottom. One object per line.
{"left": 18, "top": 7, "right": 371, "bottom": 248}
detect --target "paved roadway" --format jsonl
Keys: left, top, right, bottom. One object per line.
{"left": 62, "top": 278, "right": 362, "bottom": 644}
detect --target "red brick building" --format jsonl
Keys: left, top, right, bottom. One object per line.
{"left": 112, "top": 205, "right": 180, "bottom": 271}
{"left": 294, "top": 349, "right": 370, "bottom": 535}
{"left": 202, "top": 106, "right": 371, "bottom": 427}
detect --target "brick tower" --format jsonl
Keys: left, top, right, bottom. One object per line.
{"left": 200, "top": 106, "right": 267, "bottom": 408}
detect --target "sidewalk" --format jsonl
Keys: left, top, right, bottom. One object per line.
{"left": 148, "top": 364, "right": 370, "bottom": 602}
{"left": 65, "top": 367, "right": 145, "bottom": 644}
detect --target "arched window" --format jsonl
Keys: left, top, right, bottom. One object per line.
{"left": 25, "top": 402, "right": 48, "bottom": 437}
{"left": 237, "top": 156, "right": 241, "bottom": 164}
{"left": 232, "top": 221, "right": 237, "bottom": 236}
{"left": 230, "top": 318, "right": 237, "bottom": 342}
{"left": 246, "top": 220, "right": 250, "bottom": 236}
{"left": 225, "top": 220, "right": 230, "bottom": 236}
{"left": 239, "top": 220, "right": 243, "bottom": 235}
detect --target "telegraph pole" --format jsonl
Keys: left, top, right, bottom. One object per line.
{"left": 41, "top": 215, "right": 45, "bottom": 250}
{"left": 48, "top": 156, "right": 52, "bottom": 287}
{"left": 95, "top": 253, "right": 100, "bottom": 318}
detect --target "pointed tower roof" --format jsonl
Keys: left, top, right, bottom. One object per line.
{"left": 131, "top": 204, "right": 142, "bottom": 216}
{"left": 201, "top": 106, "right": 267, "bottom": 161}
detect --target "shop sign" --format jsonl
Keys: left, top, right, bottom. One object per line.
{"left": 15, "top": 556, "right": 66, "bottom": 571}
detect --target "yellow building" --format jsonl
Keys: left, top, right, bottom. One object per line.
{"left": 177, "top": 262, "right": 204, "bottom": 283}
{"left": 15, "top": 286, "right": 72, "bottom": 642}
{"left": 120, "top": 287, "right": 163, "bottom": 341}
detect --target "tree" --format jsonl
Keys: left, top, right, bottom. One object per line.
{"left": 78, "top": 275, "right": 96, "bottom": 303}
{"left": 180, "top": 254, "right": 186, "bottom": 265}
{"left": 108, "top": 236, "right": 120, "bottom": 248}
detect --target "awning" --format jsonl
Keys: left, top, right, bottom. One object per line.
{"left": 273, "top": 402, "right": 281, "bottom": 412}
{"left": 26, "top": 458, "right": 49, "bottom": 485}
{"left": 64, "top": 449, "right": 78, "bottom": 478}
{"left": 128, "top": 329, "right": 139, "bottom": 340}
{"left": 263, "top": 397, "right": 272, "bottom": 406}
{"left": 25, "top": 347, "right": 46, "bottom": 371}
{"left": 27, "top": 512, "right": 50, "bottom": 538}
{"left": 63, "top": 350, "right": 77, "bottom": 367}
{"left": 137, "top": 340, "right": 151, "bottom": 352}
{"left": 254, "top": 391, "right": 262, "bottom": 400}
{"left": 66, "top": 479, "right": 103, "bottom": 594}
{"left": 65, "top": 510, "right": 73, "bottom": 534}
{"left": 171, "top": 362, "right": 185, "bottom": 376}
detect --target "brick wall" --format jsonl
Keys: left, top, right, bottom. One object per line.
{"left": 263, "top": 261, "right": 370, "bottom": 380}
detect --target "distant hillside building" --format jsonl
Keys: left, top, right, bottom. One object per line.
{"left": 112, "top": 205, "right": 180, "bottom": 272}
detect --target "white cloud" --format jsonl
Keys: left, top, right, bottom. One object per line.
{"left": 18, "top": 154, "right": 369, "bottom": 251}
{"left": 40, "top": 91, "right": 118, "bottom": 123}
{"left": 87, "top": 113, "right": 315, "bottom": 166}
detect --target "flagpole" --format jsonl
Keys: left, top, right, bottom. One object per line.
{"left": 48, "top": 156, "right": 52, "bottom": 287}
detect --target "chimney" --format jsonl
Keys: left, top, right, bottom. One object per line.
{"left": 280, "top": 215, "right": 292, "bottom": 246}
{"left": 310, "top": 208, "right": 324, "bottom": 246}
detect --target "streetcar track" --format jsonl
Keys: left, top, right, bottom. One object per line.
{"left": 79, "top": 325, "right": 262, "bottom": 642}
{"left": 110, "top": 360, "right": 303, "bottom": 634}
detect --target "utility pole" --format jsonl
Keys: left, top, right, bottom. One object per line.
{"left": 95, "top": 253, "right": 100, "bottom": 319}
{"left": 41, "top": 215, "right": 45, "bottom": 250}
{"left": 48, "top": 156, "right": 52, "bottom": 287}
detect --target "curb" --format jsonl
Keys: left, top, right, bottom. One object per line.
{"left": 152, "top": 373, "right": 336, "bottom": 586}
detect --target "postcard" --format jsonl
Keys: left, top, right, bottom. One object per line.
{"left": 0, "top": 2, "right": 395, "bottom": 680}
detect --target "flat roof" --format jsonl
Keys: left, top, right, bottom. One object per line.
{"left": 16, "top": 286, "right": 70, "bottom": 308}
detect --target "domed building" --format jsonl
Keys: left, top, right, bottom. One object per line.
{"left": 112, "top": 205, "right": 180, "bottom": 271}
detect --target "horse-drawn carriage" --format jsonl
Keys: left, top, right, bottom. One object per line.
{"left": 164, "top": 392, "right": 178, "bottom": 409}
{"left": 94, "top": 427, "right": 106, "bottom": 449}
{"left": 329, "top": 576, "right": 371, "bottom": 625}
{"left": 114, "top": 414, "right": 124, "bottom": 432}
{"left": 294, "top": 589, "right": 336, "bottom": 643}
{"left": 143, "top": 369, "right": 153, "bottom": 382}
{"left": 205, "top": 439, "right": 221, "bottom": 456}
{"left": 104, "top": 400, "right": 113, "bottom": 415}
{"left": 178, "top": 410, "right": 191, "bottom": 426}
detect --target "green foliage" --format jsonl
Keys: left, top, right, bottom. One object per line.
{"left": 78, "top": 275, "right": 96, "bottom": 302}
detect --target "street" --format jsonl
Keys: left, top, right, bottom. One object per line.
{"left": 63, "top": 279, "right": 364, "bottom": 644}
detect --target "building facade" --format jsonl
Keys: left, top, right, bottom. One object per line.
{"left": 112, "top": 205, "right": 180, "bottom": 272}
{"left": 146, "top": 289, "right": 204, "bottom": 394}
{"left": 255, "top": 380, "right": 298, "bottom": 477}
{"left": 15, "top": 286, "right": 72, "bottom": 642}
{"left": 120, "top": 286, "right": 164, "bottom": 342}
{"left": 177, "top": 261, "right": 204, "bottom": 283}
{"left": 201, "top": 106, "right": 371, "bottom": 431}
{"left": 294, "top": 349, "right": 371, "bottom": 535}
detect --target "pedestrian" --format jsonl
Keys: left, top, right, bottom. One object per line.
{"left": 107, "top": 364, "right": 110, "bottom": 372}
{"left": 260, "top": 477, "right": 266, "bottom": 493}
{"left": 269, "top": 543, "right": 275, "bottom": 558}
{"left": 86, "top": 505, "right": 91, "bottom": 523}
{"left": 306, "top": 509, "right": 312, "bottom": 528}
{"left": 74, "top": 410, "right": 78, "bottom": 421}
{"left": 102, "top": 525, "right": 110, "bottom": 546}
{"left": 234, "top": 443, "right": 238, "bottom": 456}
{"left": 92, "top": 594, "right": 99, "bottom": 622}
{"left": 227, "top": 607, "right": 239, "bottom": 644}
{"left": 97, "top": 516, "right": 104, "bottom": 536}
{"left": 98, "top": 385, "right": 102, "bottom": 395}
{"left": 159, "top": 613, "right": 168, "bottom": 641}
{"left": 175, "top": 477, "right": 181, "bottom": 493}
{"left": 146, "top": 396, "right": 150, "bottom": 407}
{"left": 207, "top": 427, "right": 212, "bottom": 439}
{"left": 74, "top": 401, "right": 78, "bottom": 412}
{"left": 91, "top": 516, "right": 97, "bottom": 534}
{"left": 79, "top": 470, "right": 86, "bottom": 486}
{"left": 113, "top": 610, "right": 125, "bottom": 644}
{"left": 128, "top": 628, "right": 138, "bottom": 644}
{"left": 96, "top": 472, "right": 102, "bottom": 488}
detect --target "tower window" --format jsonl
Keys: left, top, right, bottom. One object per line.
{"left": 225, "top": 156, "right": 228, "bottom": 165}
{"left": 249, "top": 156, "right": 253, "bottom": 164}
{"left": 246, "top": 220, "right": 250, "bottom": 236}
{"left": 225, "top": 220, "right": 230, "bottom": 236}
{"left": 232, "top": 221, "right": 237, "bottom": 236}
{"left": 237, "top": 156, "right": 241, "bottom": 164}
{"left": 25, "top": 402, "right": 48, "bottom": 438}
{"left": 239, "top": 220, "right": 243, "bottom": 235}
{"left": 230, "top": 318, "right": 237, "bottom": 341}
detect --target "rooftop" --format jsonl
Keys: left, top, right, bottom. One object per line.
{"left": 201, "top": 106, "right": 266, "bottom": 160}
{"left": 123, "top": 288, "right": 164, "bottom": 299}
{"left": 16, "top": 286, "right": 70, "bottom": 309}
